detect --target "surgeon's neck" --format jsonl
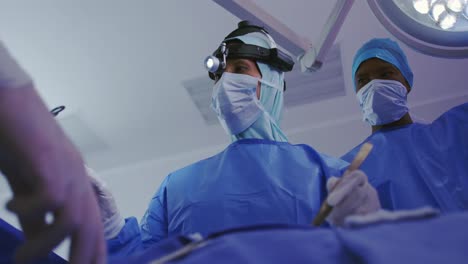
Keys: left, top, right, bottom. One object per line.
{"left": 371, "top": 113, "right": 413, "bottom": 133}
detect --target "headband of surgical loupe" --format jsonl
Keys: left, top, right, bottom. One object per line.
{"left": 204, "top": 21, "right": 295, "bottom": 81}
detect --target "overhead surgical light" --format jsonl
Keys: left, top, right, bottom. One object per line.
{"left": 213, "top": 0, "right": 468, "bottom": 74}
{"left": 367, "top": 0, "right": 468, "bottom": 58}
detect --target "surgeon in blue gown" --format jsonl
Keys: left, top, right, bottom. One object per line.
{"left": 342, "top": 38, "right": 468, "bottom": 212}
{"left": 95, "top": 21, "right": 382, "bottom": 258}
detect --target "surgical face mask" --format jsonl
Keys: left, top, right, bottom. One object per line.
{"left": 356, "top": 79, "right": 409, "bottom": 126}
{"left": 211, "top": 72, "right": 263, "bottom": 135}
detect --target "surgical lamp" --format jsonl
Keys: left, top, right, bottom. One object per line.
{"left": 204, "top": 43, "right": 227, "bottom": 78}
{"left": 213, "top": 0, "right": 468, "bottom": 73}
{"left": 368, "top": 0, "right": 468, "bottom": 58}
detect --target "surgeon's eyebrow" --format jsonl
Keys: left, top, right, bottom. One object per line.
{"left": 229, "top": 59, "right": 250, "bottom": 68}
{"left": 355, "top": 72, "right": 367, "bottom": 79}
{"left": 356, "top": 65, "right": 398, "bottom": 78}
{"left": 376, "top": 65, "right": 399, "bottom": 72}
{"left": 230, "top": 59, "right": 253, "bottom": 73}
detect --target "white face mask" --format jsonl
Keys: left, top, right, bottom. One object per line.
{"left": 356, "top": 79, "right": 409, "bottom": 126}
{"left": 211, "top": 72, "right": 263, "bottom": 135}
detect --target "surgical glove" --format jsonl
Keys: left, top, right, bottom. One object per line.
{"left": 86, "top": 166, "right": 125, "bottom": 239}
{"left": 0, "top": 40, "right": 32, "bottom": 88}
{"left": 344, "top": 206, "right": 440, "bottom": 228}
{"left": 326, "top": 170, "right": 381, "bottom": 226}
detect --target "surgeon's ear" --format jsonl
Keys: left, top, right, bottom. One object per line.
{"left": 404, "top": 80, "right": 411, "bottom": 94}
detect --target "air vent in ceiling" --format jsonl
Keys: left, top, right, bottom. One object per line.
{"left": 57, "top": 113, "right": 109, "bottom": 155}
{"left": 183, "top": 76, "right": 219, "bottom": 125}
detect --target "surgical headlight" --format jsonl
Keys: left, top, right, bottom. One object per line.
{"left": 205, "top": 56, "right": 216, "bottom": 70}
{"left": 204, "top": 54, "right": 223, "bottom": 74}
{"left": 205, "top": 21, "right": 295, "bottom": 81}
{"left": 205, "top": 43, "right": 228, "bottom": 80}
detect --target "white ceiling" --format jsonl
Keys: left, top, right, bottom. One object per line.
{"left": 0, "top": 0, "right": 467, "bottom": 173}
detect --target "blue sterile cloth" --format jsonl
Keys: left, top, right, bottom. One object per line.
{"left": 111, "top": 212, "right": 468, "bottom": 264}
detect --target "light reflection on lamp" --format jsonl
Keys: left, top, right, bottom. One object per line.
{"left": 439, "top": 13, "right": 458, "bottom": 29}
{"left": 430, "top": 2, "right": 447, "bottom": 22}
{"left": 413, "top": 0, "right": 431, "bottom": 14}
{"left": 446, "top": 0, "right": 466, "bottom": 13}
{"left": 463, "top": 1, "right": 468, "bottom": 18}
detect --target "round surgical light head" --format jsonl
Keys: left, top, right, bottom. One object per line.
{"left": 367, "top": 0, "right": 468, "bottom": 58}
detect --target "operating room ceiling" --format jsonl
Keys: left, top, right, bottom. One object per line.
{"left": 0, "top": 0, "right": 467, "bottom": 173}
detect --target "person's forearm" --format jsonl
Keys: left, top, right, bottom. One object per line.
{"left": 0, "top": 84, "right": 84, "bottom": 192}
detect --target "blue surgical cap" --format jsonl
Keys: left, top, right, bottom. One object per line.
{"left": 352, "top": 38, "right": 413, "bottom": 90}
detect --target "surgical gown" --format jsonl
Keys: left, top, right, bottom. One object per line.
{"left": 342, "top": 102, "right": 468, "bottom": 212}
{"left": 107, "top": 138, "right": 348, "bottom": 257}
{"left": 0, "top": 218, "right": 66, "bottom": 263}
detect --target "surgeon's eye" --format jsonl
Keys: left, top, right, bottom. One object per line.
{"left": 233, "top": 65, "right": 249, "bottom": 74}
{"left": 381, "top": 72, "right": 391, "bottom": 78}
{"left": 357, "top": 78, "right": 369, "bottom": 87}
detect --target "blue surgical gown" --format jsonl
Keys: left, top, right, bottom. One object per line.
{"left": 107, "top": 138, "right": 348, "bottom": 257}
{"left": 342, "top": 103, "right": 468, "bottom": 212}
{"left": 0, "top": 218, "right": 66, "bottom": 263}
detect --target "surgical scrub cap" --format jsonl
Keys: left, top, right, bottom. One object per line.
{"left": 352, "top": 38, "right": 413, "bottom": 90}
